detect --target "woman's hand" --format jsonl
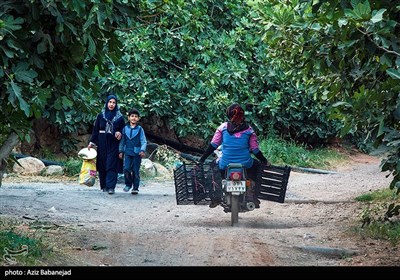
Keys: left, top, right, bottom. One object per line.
{"left": 115, "top": 131, "right": 122, "bottom": 140}
{"left": 88, "top": 142, "right": 96, "bottom": 150}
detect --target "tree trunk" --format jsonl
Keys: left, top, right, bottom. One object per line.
{"left": 0, "top": 132, "right": 20, "bottom": 187}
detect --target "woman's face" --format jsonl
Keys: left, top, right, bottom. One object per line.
{"left": 107, "top": 99, "right": 117, "bottom": 111}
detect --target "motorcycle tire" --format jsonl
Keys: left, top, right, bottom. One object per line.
{"left": 231, "top": 195, "right": 239, "bottom": 226}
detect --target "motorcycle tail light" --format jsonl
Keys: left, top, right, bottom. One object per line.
{"left": 230, "top": 172, "right": 242, "bottom": 181}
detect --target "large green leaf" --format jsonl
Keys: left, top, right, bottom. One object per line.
{"left": 387, "top": 68, "right": 400, "bottom": 80}
{"left": 87, "top": 35, "right": 96, "bottom": 58}
{"left": 2, "top": 15, "right": 23, "bottom": 33}
{"left": 7, "top": 81, "right": 30, "bottom": 116}
{"left": 13, "top": 62, "right": 37, "bottom": 84}
{"left": 370, "top": 9, "right": 386, "bottom": 23}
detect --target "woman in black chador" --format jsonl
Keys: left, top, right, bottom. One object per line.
{"left": 88, "top": 94, "right": 125, "bottom": 194}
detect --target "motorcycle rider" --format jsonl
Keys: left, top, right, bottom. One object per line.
{"left": 198, "top": 103, "right": 270, "bottom": 208}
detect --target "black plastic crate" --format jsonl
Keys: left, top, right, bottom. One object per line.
{"left": 174, "top": 162, "right": 222, "bottom": 205}
{"left": 174, "top": 162, "right": 291, "bottom": 205}
{"left": 256, "top": 164, "right": 291, "bottom": 203}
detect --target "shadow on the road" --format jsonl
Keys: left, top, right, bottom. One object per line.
{"left": 183, "top": 219, "right": 315, "bottom": 229}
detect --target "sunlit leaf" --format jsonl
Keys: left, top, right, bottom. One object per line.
{"left": 387, "top": 68, "right": 400, "bottom": 79}
{"left": 370, "top": 9, "right": 386, "bottom": 23}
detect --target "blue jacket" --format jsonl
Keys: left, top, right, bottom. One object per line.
{"left": 210, "top": 122, "right": 260, "bottom": 170}
{"left": 119, "top": 124, "right": 147, "bottom": 156}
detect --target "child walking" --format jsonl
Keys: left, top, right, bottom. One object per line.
{"left": 119, "top": 108, "right": 147, "bottom": 194}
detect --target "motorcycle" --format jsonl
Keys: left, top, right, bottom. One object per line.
{"left": 222, "top": 162, "right": 255, "bottom": 226}
{"left": 174, "top": 153, "right": 291, "bottom": 226}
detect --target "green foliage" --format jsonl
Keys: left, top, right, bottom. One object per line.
{"left": 103, "top": 0, "right": 262, "bottom": 140}
{"left": 0, "top": 0, "right": 139, "bottom": 155}
{"left": 358, "top": 187, "right": 400, "bottom": 232}
{"left": 0, "top": 218, "right": 44, "bottom": 265}
{"left": 60, "top": 137, "right": 81, "bottom": 155}
{"left": 37, "top": 147, "right": 56, "bottom": 161}
{"left": 356, "top": 188, "right": 400, "bottom": 245}
{"left": 1, "top": 0, "right": 343, "bottom": 161}
{"left": 260, "top": 136, "right": 347, "bottom": 169}
{"left": 63, "top": 158, "right": 82, "bottom": 177}
{"left": 358, "top": 222, "right": 400, "bottom": 246}
{"left": 150, "top": 144, "right": 181, "bottom": 170}
{"left": 356, "top": 188, "right": 397, "bottom": 202}
{"left": 0, "top": 231, "right": 42, "bottom": 265}
{"left": 256, "top": 0, "right": 400, "bottom": 216}
{"left": 380, "top": 127, "right": 400, "bottom": 195}
{"left": 0, "top": 217, "right": 73, "bottom": 266}
{"left": 100, "top": 0, "right": 340, "bottom": 145}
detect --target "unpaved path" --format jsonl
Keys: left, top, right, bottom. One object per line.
{"left": 1, "top": 153, "right": 399, "bottom": 266}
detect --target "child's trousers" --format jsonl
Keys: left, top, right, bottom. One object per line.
{"left": 123, "top": 155, "right": 142, "bottom": 190}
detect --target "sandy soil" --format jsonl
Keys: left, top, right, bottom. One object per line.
{"left": 1, "top": 153, "right": 399, "bottom": 267}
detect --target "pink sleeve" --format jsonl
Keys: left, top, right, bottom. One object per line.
{"left": 249, "top": 129, "right": 260, "bottom": 152}
{"left": 210, "top": 123, "right": 225, "bottom": 147}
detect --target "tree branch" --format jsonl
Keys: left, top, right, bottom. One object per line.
{"left": 0, "top": 132, "right": 20, "bottom": 187}
{"left": 0, "top": 132, "right": 20, "bottom": 161}
{"left": 357, "top": 27, "right": 400, "bottom": 57}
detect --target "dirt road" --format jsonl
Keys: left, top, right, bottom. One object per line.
{"left": 1, "top": 154, "right": 398, "bottom": 266}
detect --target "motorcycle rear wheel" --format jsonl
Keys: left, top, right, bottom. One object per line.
{"left": 231, "top": 195, "right": 239, "bottom": 226}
